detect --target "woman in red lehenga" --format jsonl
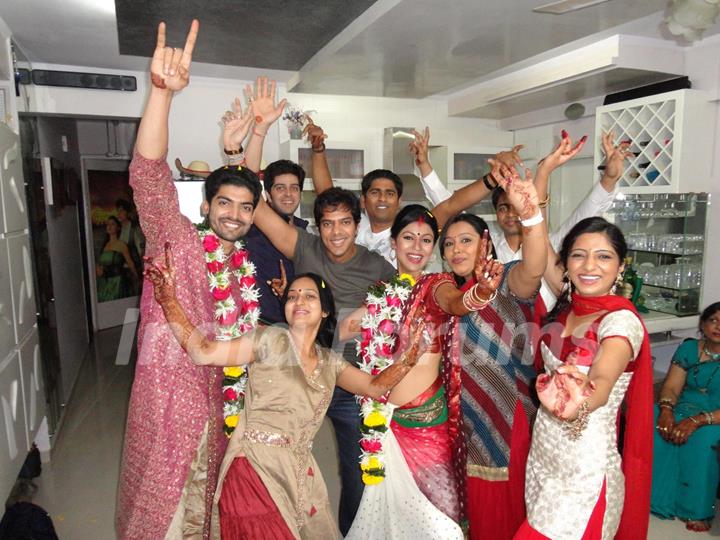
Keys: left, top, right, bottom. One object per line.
{"left": 514, "top": 217, "right": 653, "bottom": 540}
{"left": 344, "top": 204, "right": 506, "bottom": 539}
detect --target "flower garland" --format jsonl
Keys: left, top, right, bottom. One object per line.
{"left": 356, "top": 273, "right": 416, "bottom": 484}
{"left": 197, "top": 225, "right": 261, "bottom": 436}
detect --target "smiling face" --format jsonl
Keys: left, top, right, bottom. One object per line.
{"left": 701, "top": 309, "right": 720, "bottom": 346}
{"left": 392, "top": 221, "right": 435, "bottom": 277}
{"left": 201, "top": 185, "right": 256, "bottom": 246}
{"left": 495, "top": 191, "right": 521, "bottom": 237}
{"left": 318, "top": 206, "right": 358, "bottom": 263}
{"left": 267, "top": 173, "right": 302, "bottom": 217}
{"left": 284, "top": 276, "right": 326, "bottom": 330}
{"left": 566, "top": 232, "right": 623, "bottom": 297}
{"left": 442, "top": 221, "right": 483, "bottom": 280}
{"left": 362, "top": 178, "right": 400, "bottom": 229}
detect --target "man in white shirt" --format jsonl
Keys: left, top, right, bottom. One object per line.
{"left": 316, "top": 126, "right": 508, "bottom": 267}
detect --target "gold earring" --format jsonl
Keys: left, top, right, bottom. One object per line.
{"left": 563, "top": 271, "right": 573, "bottom": 296}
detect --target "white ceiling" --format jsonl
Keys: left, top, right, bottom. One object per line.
{"left": 1, "top": 0, "right": 719, "bottom": 114}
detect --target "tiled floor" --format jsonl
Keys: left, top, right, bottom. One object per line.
{"left": 25, "top": 325, "right": 719, "bottom": 538}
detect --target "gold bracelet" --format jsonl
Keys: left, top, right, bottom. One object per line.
{"left": 704, "top": 411, "right": 714, "bottom": 425}
{"left": 688, "top": 416, "right": 701, "bottom": 425}
{"left": 658, "top": 398, "right": 676, "bottom": 409}
{"left": 537, "top": 194, "right": 550, "bottom": 209}
{"left": 564, "top": 401, "right": 590, "bottom": 441}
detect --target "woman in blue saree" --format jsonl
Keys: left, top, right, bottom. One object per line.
{"left": 652, "top": 301, "right": 720, "bottom": 532}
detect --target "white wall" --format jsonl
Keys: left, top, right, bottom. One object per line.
{"left": 18, "top": 63, "right": 513, "bottom": 178}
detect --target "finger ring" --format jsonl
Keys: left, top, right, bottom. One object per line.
{"left": 247, "top": 96, "right": 254, "bottom": 103}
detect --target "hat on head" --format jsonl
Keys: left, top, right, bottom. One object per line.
{"left": 175, "top": 158, "right": 211, "bottom": 179}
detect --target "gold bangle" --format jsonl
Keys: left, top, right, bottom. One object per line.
{"left": 688, "top": 416, "right": 701, "bottom": 425}
{"left": 564, "top": 401, "right": 590, "bottom": 441}
{"left": 537, "top": 195, "right": 550, "bottom": 209}
{"left": 658, "top": 398, "right": 676, "bottom": 409}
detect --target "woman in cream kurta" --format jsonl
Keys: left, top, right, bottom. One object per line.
{"left": 212, "top": 324, "right": 348, "bottom": 539}
{"left": 145, "top": 252, "right": 429, "bottom": 539}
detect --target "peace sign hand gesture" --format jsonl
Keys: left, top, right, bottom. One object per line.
{"left": 144, "top": 242, "right": 177, "bottom": 306}
{"left": 150, "top": 20, "right": 199, "bottom": 92}
{"left": 472, "top": 229, "right": 504, "bottom": 300}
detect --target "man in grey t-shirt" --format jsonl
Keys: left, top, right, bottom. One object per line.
{"left": 252, "top": 186, "right": 394, "bottom": 535}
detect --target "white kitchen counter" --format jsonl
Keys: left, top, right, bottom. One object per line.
{"left": 641, "top": 311, "right": 698, "bottom": 335}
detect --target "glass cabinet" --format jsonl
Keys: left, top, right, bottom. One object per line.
{"left": 604, "top": 192, "right": 709, "bottom": 316}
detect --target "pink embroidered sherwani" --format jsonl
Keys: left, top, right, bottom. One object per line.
{"left": 116, "top": 152, "right": 232, "bottom": 539}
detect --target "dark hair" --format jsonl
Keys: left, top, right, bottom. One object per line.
{"left": 281, "top": 272, "right": 337, "bottom": 348}
{"left": 390, "top": 204, "right": 439, "bottom": 243}
{"left": 116, "top": 198, "right": 133, "bottom": 213}
{"left": 106, "top": 215, "right": 121, "bottom": 229}
{"left": 102, "top": 215, "right": 122, "bottom": 249}
{"left": 204, "top": 166, "right": 262, "bottom": 207}
{"left": 544, "top": 217, "right": 628, "bottom": 324}
{"left": 491, "top": 187, "right": 505, "bottom": 210}
{"left": 361, "top": 169, "right": 403, "bottom": 197}
{"left": 313, "top": 187, "right": 361, "bottom": 226}
{"left": 438, "top": 213, "right": 497, "bottom": 285}
{"left": 263, "top": 159, "right": 306, "bottom": 192}
{"left": 699, "top": 302, "right": 720, "bottom": 333}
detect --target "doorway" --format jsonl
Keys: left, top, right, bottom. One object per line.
{"left": 81, "top": 157, "right": 144, "bottom": 330}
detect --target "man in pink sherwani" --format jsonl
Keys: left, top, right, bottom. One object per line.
{"left": 115, "top": 21, "right": 279, "bottom": 539}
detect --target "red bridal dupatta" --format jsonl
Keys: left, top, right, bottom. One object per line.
{"left": 571, "top": 293, "right": 653, "bottom": 540}
{"left": 396, "top": 273, "right": 467, "bottom": 525}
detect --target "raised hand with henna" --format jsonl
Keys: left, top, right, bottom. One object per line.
{"left": 472, "top": 229, "right": 504, "bottom": 300}
{"left": 536, "top": 131, "right": 587, "bottom": 176}
{"left": 490, "top": 160, "right": 540, "bottom": 221}
{"left": 150, "top": 20, "right": 198, "bottom": 92}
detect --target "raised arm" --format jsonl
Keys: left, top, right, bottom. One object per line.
{"left": 136, "top": 20, "right": 198, "bottom": 160}
{"left": 304, "top": 120, "right": 333, "bottom": 193}
{"left": 533, "top": 131, "right": 586, "bottom": 209}
{"left": 221, "top": 97, "right": 253, "bottom": 167}
{"left": 145, "top": 244, "right": 255, "bottom": 366}
{"left": 131, "top": 21, "right": 199, "bottom": 246}
{"left": 252, "top": 197, "right": 299, "bottom": 259}
{"left": 415, "top": 131, "right": 526, "bottom": 226}
{"left": 494, "top": 166, "right": 547, "bottom": 299}
{"left": 243, "top": 77, "right": 287, "bottom": 172}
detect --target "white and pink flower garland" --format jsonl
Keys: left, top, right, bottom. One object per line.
{"left": 198, "top": 226, "right": 261, "bottom": 436}
{"left": 355, "top": 273, "right": 415, "bottom": 484}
